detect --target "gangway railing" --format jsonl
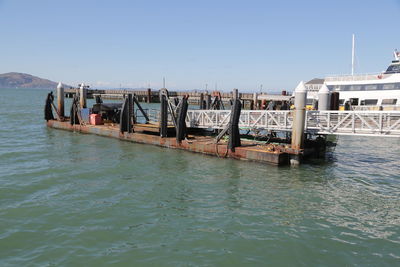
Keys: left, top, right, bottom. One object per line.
{"left": 324, "top": 73, "right": 387, "bottom": 82}
{"left": 184, "top": 110, "right": 400, "bottom": 137}
{"left": 186, "top": 110, "right": 293, "bottom": 131}
{"left": 306, "top": 110, "right": 400, "bottom": 136}
{"left": 144, "top": 108, "right": 175, "bottom": 125}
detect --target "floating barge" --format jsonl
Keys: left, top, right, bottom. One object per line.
{"left": 44, "top": 83, "right": 328, "bottom": 166}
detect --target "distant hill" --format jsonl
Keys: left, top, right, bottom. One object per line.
{"left": 0, "top": 72, "right": 58, "bottom": 89}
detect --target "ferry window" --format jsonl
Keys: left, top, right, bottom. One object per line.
{"left": 382, "top": 83, "right": 395, "bottom": 90}
{"left": 348, "top": 85, "right": 362, "bottom": 91}
{"left": 339, "top": 99, "right": 345, "bottom": 105}
{"left": 350, "top": 98, "right": 359, "bottom": 105}
{"left": 365, "top": 84, "right": 378, "bottom": 90}
{"left": 363, "top": 99, "right": 378, "bottom": 105}
{"left": 386, "top": 64, "right": 400, "bottom": 73}
{"left": 382, "top": 99, "right": 397, "bottom": 105}
{"left": 306, "top": 99, "right": 314, "bottom": 105}
{"left": 395, "top": 83, "right": 400, "bottom": 89}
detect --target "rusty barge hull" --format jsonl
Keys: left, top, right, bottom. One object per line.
{"left": 46, "top": 120, "right": 289, "bottom": 165}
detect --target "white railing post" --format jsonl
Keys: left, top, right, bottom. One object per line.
{"left": 327, "top": 112, "right": 331, "bottom": 132}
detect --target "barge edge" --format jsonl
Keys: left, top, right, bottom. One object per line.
{"left": 46, "top": 120, "right": 289, "bottom": 166}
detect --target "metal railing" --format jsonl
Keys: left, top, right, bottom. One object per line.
{"left": 144, "top": 108, "right": 175, "bottom": 124}
{"left": 186, "top": 110, "right": 293, "bottom": 130}
{"left": 306, "top": 110, "right": 400, "bottom": 136}
{"left": 184, "top": 109, "right": 400, "bottom": 137}
{"left": 352, "top": 105, "right": 400, "bottom": 111}
{"left": 324, "top": 73, "right": 389, "bottom": 82}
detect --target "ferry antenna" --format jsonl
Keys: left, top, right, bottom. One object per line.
{"left": 351, "top": 34, "right": 355, "bottom": 76}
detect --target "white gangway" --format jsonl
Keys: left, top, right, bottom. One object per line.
{"left": 185, "top": 110, "right": 400, "bottom": 137}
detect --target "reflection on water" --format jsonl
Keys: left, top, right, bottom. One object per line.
{"left": 0, "top": 89, "right": 399, "bottom": 266}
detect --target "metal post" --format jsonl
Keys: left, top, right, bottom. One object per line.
{"left": 79, "top": 83, "right": 87, "bottom": 108}
{"left": 290, "top": 81, "right": 307, "bottom": 165}
{"left": 318, "top": 84, "right": 331, "bottom": 111}
{"left": 56, "top": 82, "right": 64, "bottom": 118}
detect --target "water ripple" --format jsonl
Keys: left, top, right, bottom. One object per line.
{"left": 0, "top": 89, "right": 399, "bottom": 266}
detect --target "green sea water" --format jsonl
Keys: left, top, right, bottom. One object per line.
{"left": 1, "top": 88, "right": 400, "bottom": 266}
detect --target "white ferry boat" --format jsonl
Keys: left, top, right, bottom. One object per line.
{"left": 305, "top": 50, "right": 400, "bottom": 110}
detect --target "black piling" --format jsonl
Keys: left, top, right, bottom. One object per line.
{"left": 120, "top": 96, "right": 128, "bottom": 133}
{"left": 330, "top": 92, "right": 340, "bottom": 110}
{"left": 44, "top": 92, "right": 55, "bottom": 121}
{"left": 70, "top": 95, "right": 80, "bottom": 125}
{"left": 228, "top": 98, "right": 242, "bottom": 152}
{"left": 119, "top": 94, "right": 133, "bottom": 133}
{"left": 176, "top": 95, "right": 189, "bottom": 143}
{"left": 160, "top": 90, "right": 168, "bottom": 137}
{"left": 199, "top": 93, "right": 205, "bottom": 109}
{"left": 95, "top": 95, "right": 103, "bottom": 104}
{"left": 211, "top": 94, "right": 224, "bottom": 110}
{"left": 206, "top": 94, "right": 212, "bottom": 110}
{"left": 128, "top": 93, "right": 134, "bottom": 132}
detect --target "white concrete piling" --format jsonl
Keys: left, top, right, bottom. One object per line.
{"left": 318, "top": 83, "right": 331, "bottom": 111}
{"left": 290, "top": 81, "right": 307, "bottom": 165}
{"left": 79, "top": 83, "right": 87, "bottom": 108}
{"left": 56, "top": 82, "right": 64, "bottom": 117}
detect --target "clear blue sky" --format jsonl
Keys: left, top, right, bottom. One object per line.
{"left": 0, "top": 0, "right": 399, "bottom": 92}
